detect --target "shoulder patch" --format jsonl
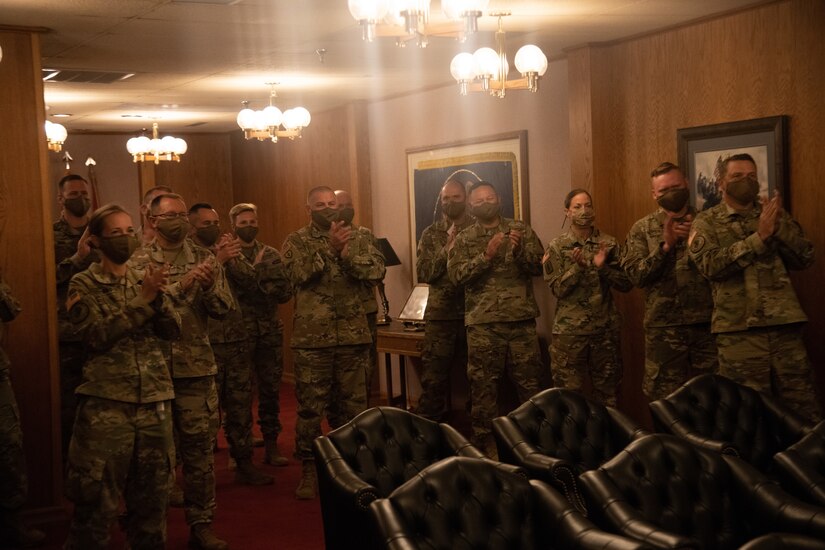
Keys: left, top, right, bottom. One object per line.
{"left": 69, "top": 300, "right": 91, "bottom": 324}
{"left": 689, "top": 234, "right": 706, "bottom": 254}
{"left": 284, "top": 249, "right": 293, "bottom": 259}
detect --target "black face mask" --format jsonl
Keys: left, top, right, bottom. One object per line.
{"left": 235, "top": 226, "right": 258, "bottom": 243}
{"left": 656, "top": 187, "right": 690, "bottom": 213}
{"left": 64, "top": 196, "right": 91, "bottom": 217}
{"left": 99, "top": 234, "right": 140, "bottom": 264}
{"left": 311, "top": 208, "right": 339, "bottom": 230}
{"left": 337, "top": 207, "right": 355, "bottom": 225}
{"left": 470, "top": 203, "right": 500, "bottom": 223}
{"left": 196, "top": 225, "right": 221, "bottom": 247}
{"left": 443, "top": 201, "right": 466, "bottom": 219}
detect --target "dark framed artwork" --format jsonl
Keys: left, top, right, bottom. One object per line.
{"left": 406, "top": 131, "right": 528, "bottom": 283}
{"left": 677, "top": 115, "right": 789, "bottom": 211}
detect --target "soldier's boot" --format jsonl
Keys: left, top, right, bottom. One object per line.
{"left": 252, "top": 435, "right": 264, "bottom": 447}
{"left": 188, "top": 523, "right": 229, "bottom": 550}
{"left": 169, "top": 482, "right": 185, "bottom": 508}
{"left": 226, "top": 456, "right": 237, "bottom": 471}
{"left": 263, "top": 437, "right": 289, "bottom": 467}
{"left": 295, "top": 460, "right": 317, "bottom": 500}
{"left": 234, "top": 459, "right": 274, "bottom": 486}
{"left": 0, "top": 509, "right": 46, "bottom": 548}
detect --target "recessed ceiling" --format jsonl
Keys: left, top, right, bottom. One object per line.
{"left": 0, "top": 0, "right": 767, "bottom": 133}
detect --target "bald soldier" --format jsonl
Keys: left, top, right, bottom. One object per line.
{"left": 689, "top": 153, "right": 821, "bottom": 421}
{"left": 622, "top": 163, "right": 717, "bottom": 400}
{"left": 414, "top": 178, "right": 474, "bottom": 421}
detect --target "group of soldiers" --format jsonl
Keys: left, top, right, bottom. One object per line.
{"left": 415, "top": 153, "right": 820, "bottom": 456}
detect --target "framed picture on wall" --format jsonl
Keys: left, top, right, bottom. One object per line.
{"left": 677, "top": 115, "right": 789, "bottom": 212}
{"left": 406, "top": 131, "right": 529, "bottom": 283}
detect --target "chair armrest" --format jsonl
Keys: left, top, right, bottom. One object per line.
{"left": 313, "top": 436, "right": 379, "bottom": 509}
{"left": 368, "top": 499, "right": 419, "bottom": 550}
{"left": 760, "top": 394, "right": 813, "bottom": 439}
{"left": 440, "top": 422, "right": 486, "bottom": 459}
{"left": 579, "top": 470, "right": 699, "bottom": 549}
{"left": 649, "top": 400, "right": 739, "bottom": 456}
{"left": 608, "top": 407, "right": 649, "bottom": 442}
{"left": 774, "top": 433, "right": 825, "bottom": 506}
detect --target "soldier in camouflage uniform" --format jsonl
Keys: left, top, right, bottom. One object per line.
{"left": 189, "top": 203, "right": 273, "bottom": 486}
{"left": 64, "top": 204, "right": 180, "bottom": 550}
{"left": 54, "top": 174, "right": 99, "bottom": 461}
{"left": 544, "top": 189, "right": 632, "bottom": 407}
{"left": 228, "top": 203, "right": 293, "bottom": 467}
{"left": 447, "top": 181, "right": 545, "bottom": 455}
{"left": 282, "top": 186, "right": 385, "bottom": 499}
{"left": 689, "top": 153, "right": 821, "bottom": 421}
{"left": 0, "top": 276, "right": 46, "bottom": 547}
{"left": 129, "top": 194, "right": 233, "bottom": 550}
{"left": 622, "top": 163, "right": 717, "bottom": 400}
{"left": 414, "top": 178, "right": 474, "bottom": 421}
{"left": 140, "top": 185, "right": 173, "bottom": 245}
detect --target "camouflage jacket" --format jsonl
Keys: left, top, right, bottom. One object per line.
{"left": 417, "top": 216, "right": 474, "bottom": 321}
{"left": 282, "top": 222, "right": 386, "bottom": 348}
{"left": 689, "top": 202, "right": 813, "bottom": 333}
{"left": 129, "top": 239, "right": 233, "bottom": 378}
{"left": 0, "top": 276, "right": 22, "bottom": 381}
{"left": 351, "top": 225, "right": 381, "bottom": 316}
{"left": 68, "top": 263, "right": 180, "bottom": 403}
{"left": 54, "top": 217, "right": 99, "bottom": 342}
{"left": 622, "top": 208, "right": 713, "bottom": 328}
{"left": 206, "top": 247, "right": 248, "bottom": 346}
{"left": 447, "top": 217, "right": 543, "bottom": 326}
{"left": 544, "top": 228, "right": 632, "bottom": 335}
{"left": 228, "top": 240, "right": 293, "bottom": 337}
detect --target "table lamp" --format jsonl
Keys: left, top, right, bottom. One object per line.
{"left": 375, "top": 237, "right": 401, "bottom": 325}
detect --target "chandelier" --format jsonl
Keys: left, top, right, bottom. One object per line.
{"left": 348, "top": 0, "right": 488, "bottom": 47}
{"left": 45, "top": 120, "right": 68, "bottom": 152}
{"left": 126, "top": 122, "right": 188, "bottom": 164}
{"left": 236, "top": 86, "right": 311, "bottom": 143}
{"left": 449, "top": 13, "right": 548, "bottom": 98}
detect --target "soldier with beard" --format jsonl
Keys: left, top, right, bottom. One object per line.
{"left": 414, "top": 178, "right": 474, "bottom": 421}
{"left": 543, "top": 189, "right": 632, "bottom": 407}
{"left": 689, "top": 153, "right": 820, "bottom": 421}
{"left": 447, "top": 181, "right": 544, "bottom": 457}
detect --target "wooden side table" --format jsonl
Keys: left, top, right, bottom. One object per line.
{"left": 376, "top": 320, "right": 424, "bottom": 409}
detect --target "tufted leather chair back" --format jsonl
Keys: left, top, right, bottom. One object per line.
{"left": 327, "top": 406, "right": 470, "bottom": 498}
{"left": 382, "top": 457, "right": 539, "bottom": 550}
{"left": 651, "top": 374, "right": 805, "bottom": 470}
{"left": 583, "top": 434, "right": 744, "bottom": 549}
{"left": 506, "top": 388, "right": 638, "bottom": 473}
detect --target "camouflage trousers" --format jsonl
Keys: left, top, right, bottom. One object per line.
{"left": 366, "top": 312, "right": 378, "bottom": 398}
{"left": 292, "top": 345, "right": 369, "bottom": 460}
{"left": 0, "top": 376, "right": 27, "bottom": 512}
{"left": 172, "top": 376, "right": 220, "bottom": 526}
{"left": 550, "top": 331, "right": 622, "bottom": 407}
{"left": 414, "top": 319, "right": 467, "bottom": 422}
{"left": 247, "top": 324, "right": 284, "bottom": 440}
{"left": 644, "top": 324, "right": 718, "bottom": 401}
{"left": 467, "top": 321, "right": 543, "bottom": 446}
{"left": 213, "top": 341, "right": 253, "bottom": 460}
{"left": 59, "top": 341, "right": 85, "bottom": 463}
{"left": 65, "top": 396, "right": 173, "bottom": 550}
{"left": 717, "top": 324, "right": 822, "bottom": 423}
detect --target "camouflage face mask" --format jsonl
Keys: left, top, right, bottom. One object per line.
{"left": 725, "top": 176, "right": 759, "bottom": 204}
{"left": 311, "top": 208, "right": 338, "bottom": 230}
{"left": 196, "top": 224, "right": 221, "bottom": 247}
{"left": 656, "top": 187, "right": 690, "bottom": 213}
{"left": 99, "top": 234, "right": 140, "bottom": 264}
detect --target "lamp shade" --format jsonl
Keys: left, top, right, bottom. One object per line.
{"left": 472, "top": 47, "right": 499, "bottom": 78}
{"left": 348, "top": 0, "right": 389, "bottom": 21}
{"left": 45, "top": 120, "right": 67, "bottom": 143}
{"left": 261, "top": 105, "right": 283, "bottom": 128}
{"left": 450, "top": 52, "right": 475, "bottom": 81}
{"left": 237, "top": 108, "right": 257, "bottom": 130}
{"left": 282, "top": 107, "right": 311, "bottom": 130}
{"left": 514, "top": 44, "right": 548, "bottom": 76}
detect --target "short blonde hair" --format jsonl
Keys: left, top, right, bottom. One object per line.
{"left": 229, "top": 202, "right": 257, "bottom": 224}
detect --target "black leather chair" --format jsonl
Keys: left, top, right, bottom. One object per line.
{"left": 738, "top": 533, "right": 825, "bottom": 550}
{"left": 579, "top": 433, "right": 825, "bottom": 549}
{"left": 774, "top": 420, "right": 825, "bottom": 506}
{"left": 492, "top": 387, "right": 647, "bottom": 514}
{"left": 649, "top": 374, "right": 812, "bottom": 473}
{"left": 369, "top": 456, "right": 651, "bottom": 550}
{"left": 312, "top": 406, "right": 486, "bottom": 550}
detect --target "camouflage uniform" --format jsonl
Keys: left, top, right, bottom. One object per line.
{"left": 54, "top": 217, "right": 99, "bottom": 459}
{"left": 544, "top": 228, "right": 632, "bottom": 406}
{"left": 0, "top": 279, "right": 27, "bottom": 522}
{"left": 230, "top": 242, "right": 292, "bottom": 443}
{"left": 129, "top": 240, "right": 233, "bottom": 526}
{"left": 282, "top": 223, "right": 385, "bottom": 460}
{"left": 622, "top": 208, "right": 718, "bottom": 400}
{"left": 64, "top": 263, "right": 180, "bottom": 550}
{"left": 447, "top": 218, "right": 545, "bottom": 446}
{"left": 414, "top": 216, "right": 474, "bottom": 421}
{"left": 689, "top": 202, "right": 821, "bottom": 421}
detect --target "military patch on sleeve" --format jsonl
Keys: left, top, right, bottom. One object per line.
{"left": 689, "top": 234, "right": 706, "bottom": 254}
{"left": 68, "top": 300, "right": 90, "bottom": 324}
{"left": 284, "top": 249, "right": 293, "bottom": 259}
{"left": 544, "top": 261, "right": 553, "bottom": 276}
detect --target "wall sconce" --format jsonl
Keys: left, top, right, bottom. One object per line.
{"left": 45, "top": 120, "right": 67, "bottom": 152}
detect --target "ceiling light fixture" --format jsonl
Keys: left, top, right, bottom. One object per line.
{"left": 126, "top": 122, "right": 188, "bottom": 164}
{"left": 450, "top": 13, "right": 548, "bottom": 98}
{"left": 236, "top": 85, "right": 311, "bottom": 143}
{"left": 45, "top": 120, "right": 68, "bottom": 152}
{"left": 348, "top": 0, "right": 488, "bottom": 47}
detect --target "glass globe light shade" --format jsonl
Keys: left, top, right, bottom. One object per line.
{"left": 450, "top": 52, "right": 475, "bottom": 81}
{"left": 293, "top": 107, "right": 311, "bottom": 128}
{"left": 172, "top": 138, "right": 188, "bottom": 155}
{"left": 283, "top": 107, "right": 311, "bottom": 130}
{"left": 126, "top": 136, "right": 142, "bottom": 155}
{"left": 250, "top": 110, "right": 270, "bottom": 131}
{"left": 261, "top": 105, "right": 283, "bottom": 128}
{"left": 46, "top": 120, "right": 68, "bottom": 142}
{"left": 442, "top": 0, "right": 489, "bottom": 20}
{"left": 236, "top": 108, "right": 257, "bottom": 130}
{"left": 160, "top": 135, "right": 177, "bottom": 153}
{"left": 130, "top": 136, "right": 151, "bottom": 154}
{"left": 472, "top": 47, "right": 500, "bottom": 78}
{"left": 514, "top": 44, "right": 548, "bottom": 76}
{"left": 348, "top": 0, "right": 389, "bottom": 21}
{"left": 149, "top": 138, "right": 163, "bottom": 154}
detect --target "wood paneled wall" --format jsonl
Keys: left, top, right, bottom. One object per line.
{"left": 0, "top": 28, "right": 63, "bottom": 515}
{"left": 568, "top": 0, "right": 825, "bottom": 423}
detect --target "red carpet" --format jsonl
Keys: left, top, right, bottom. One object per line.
{"left": 38, "top": 381, "right": 327, "bottom": 550}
